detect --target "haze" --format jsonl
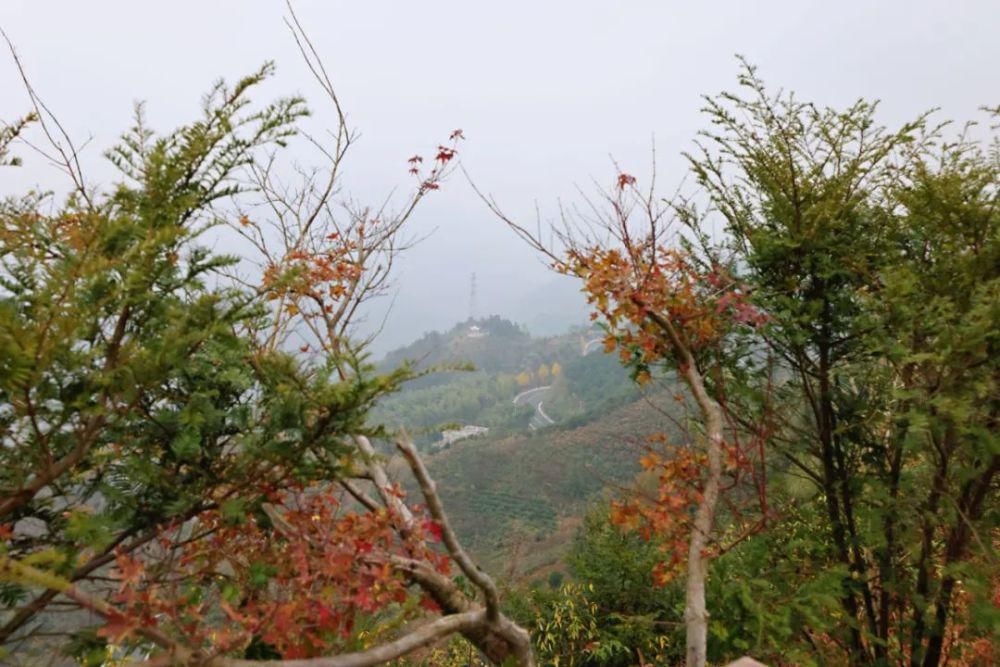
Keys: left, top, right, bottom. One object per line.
{"left": 2, "top": 0, "right": 998, "bottom": 353}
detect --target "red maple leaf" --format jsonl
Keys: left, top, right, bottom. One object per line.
{"left": 113, "top": 553, "right": 144, "bottom": 587}
{"left": 617, "top": 173, "right": 637, "bottom": 190}
{"left": 316, "top": 603, "right": 341, "bottom": 631}
{"left": 435, "top": 147, "right": 456, "bottom": 163}
{"left": 421, "top": 519, "right": 444, "bottom": 542}
{"left": 96, "top": 611, "right": 139, "bottom": 642}
{"left": 353, "top": 586, "right": 375, "bottom": 611}
{"left": 419, "top": 596, "right": 442, "bottom": 613}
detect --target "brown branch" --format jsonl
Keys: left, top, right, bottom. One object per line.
{"left": 395, "top": 436, "right": 501, "bottom": 623}
{"left": 1, "top": 28, "right": 93, "bottom": 206}
{"left": 353, "top": 435, "right": 414, "bottom": 526}
{"left": 338, "top": 478, "right": 380, "bottom": 513}
{"left": 213, "top": 611, "right": 484, "bottom": 667}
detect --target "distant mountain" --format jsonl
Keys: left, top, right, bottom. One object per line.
{"left": 373, "top": 311, "right": 647, "bottom": 449}
{"left": 359, "top": 273, "right": 591, "bottom": 356}
{"left": 377, "top": 315, "right": 577, "bottom": 380}
{"left": 374, "top": 312, "right": 680, "bottom": 580}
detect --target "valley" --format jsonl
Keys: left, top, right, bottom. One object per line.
{"left": 372, "top": 316, "right": 684, "bottom": 584}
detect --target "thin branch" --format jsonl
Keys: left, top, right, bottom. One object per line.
{"left": 395, "top": 436, "right": 502, "bottom": 623}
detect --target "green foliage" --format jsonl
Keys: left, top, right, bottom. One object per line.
{"left": 523, "top": 501, "right": 853, "bottom": 665}
{"left": 504, "top": 506, "right": 677, "bottom": 665}
{"left": 0, "top": 68, "right": 409, "bottom": 655}
{"left": 567, "top": 508, "right": 676, "bottom": 621}
{"left": 701, "top": 497, "right": 847, "bottom": 665}
{"left": 543, "top": 347, "right": 640, "bottom": 423}
{"left": 374, "top": 371, "right": 532, "bottom": 448}
{"left": 0, "top": 114, "right": 35, "bottom": 167}
{"left": 506, "top": 582, "right": 637, "bottom": 667}
{"left": 681, "top": 61, "right": 1000, "bottom": 663}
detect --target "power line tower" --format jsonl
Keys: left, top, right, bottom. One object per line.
{"left": 468, "top": 272, "right": 478, "bottom": 322}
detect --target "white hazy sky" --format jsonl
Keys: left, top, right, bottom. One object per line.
{"left": 2, "top": 1, "right": 998, "bottom": 351}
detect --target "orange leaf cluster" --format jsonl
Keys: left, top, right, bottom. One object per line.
{"left": 610, "top": 439, "right": 706, "bottom": 587}
{"left": 565, "top": 242, "right": 769, "bottom": 587}
{"left": 563, "top": 246, "right": 763, "bottom": 372}
{"left": 262, "top": 245, "right": 361, "bottom": 307}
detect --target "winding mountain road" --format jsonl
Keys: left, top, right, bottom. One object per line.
{"left": 512, "top": 336, "right": 603, "bottom": 430}
{"left": 512, "top": 385, "right": 555, "bottom": 430}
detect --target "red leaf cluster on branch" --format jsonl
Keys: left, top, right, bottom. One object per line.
{"left": 611, "top": 437, "right": 706, "bottom": 586}
{"left": 407, "top": 129, "right": 464, "bottom": 193}
{"left": 102, "top": 487, "right": 449, "bottom": 658}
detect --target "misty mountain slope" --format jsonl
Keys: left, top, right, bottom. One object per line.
{"left": 372, "top": 317, "right": 587, "bottom": 445}
{"left": 360, "top": 270, "right": 590, "bottom": 356}
{"left": 377, "top": 316, "right": 581, "bottom": 377}
{"left": 374, "top": 316, "right": 684, "bottom": 579}
{"left": 420, "top": 390, "right": 684, "bottom": 577}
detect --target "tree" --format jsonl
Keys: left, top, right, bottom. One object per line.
{"left": 482, "top": 61, "right": 997, "bottom": 666}
{"left": 683, "top": 61, "right": 998, "bottom": 664}
{"left": 480, "top": 164, "right": 771, "bottom": 667}
{"left": 0, "top": 12, "right": 532, "bottom": 665}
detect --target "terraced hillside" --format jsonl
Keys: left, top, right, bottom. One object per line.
{"left": 422, "top": 391, "right": 683, "bottom": 577}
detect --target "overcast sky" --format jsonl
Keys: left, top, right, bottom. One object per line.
{"left": 2, "top": 1, "right": 998, "bottom": 352}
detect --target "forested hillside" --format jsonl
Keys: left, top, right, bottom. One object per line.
{"left": 424, "top": 391, "right": 679, "bottom": 573}
{"left": 372, "top": 317, "right": 636, "bottom": 449}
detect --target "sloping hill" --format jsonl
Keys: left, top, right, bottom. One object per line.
{"left": 378, "top": 316, "right": 576, "bottom": 381}
{"left": 372, "top": 317, "right": 600, "bottom": 449}
{"left": 422, "top": 391, "right": 683, "bottom": 576}
{"left": 374, "top": 317, "right": 684, "bottom": 577}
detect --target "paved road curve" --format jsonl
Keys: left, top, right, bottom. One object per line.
{"left": 512, "top": 385, "right": 555, "bottom": 430}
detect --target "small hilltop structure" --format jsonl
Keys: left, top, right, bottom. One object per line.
{"left": 465, "top": 273, "right": 489, "bottom": 338}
